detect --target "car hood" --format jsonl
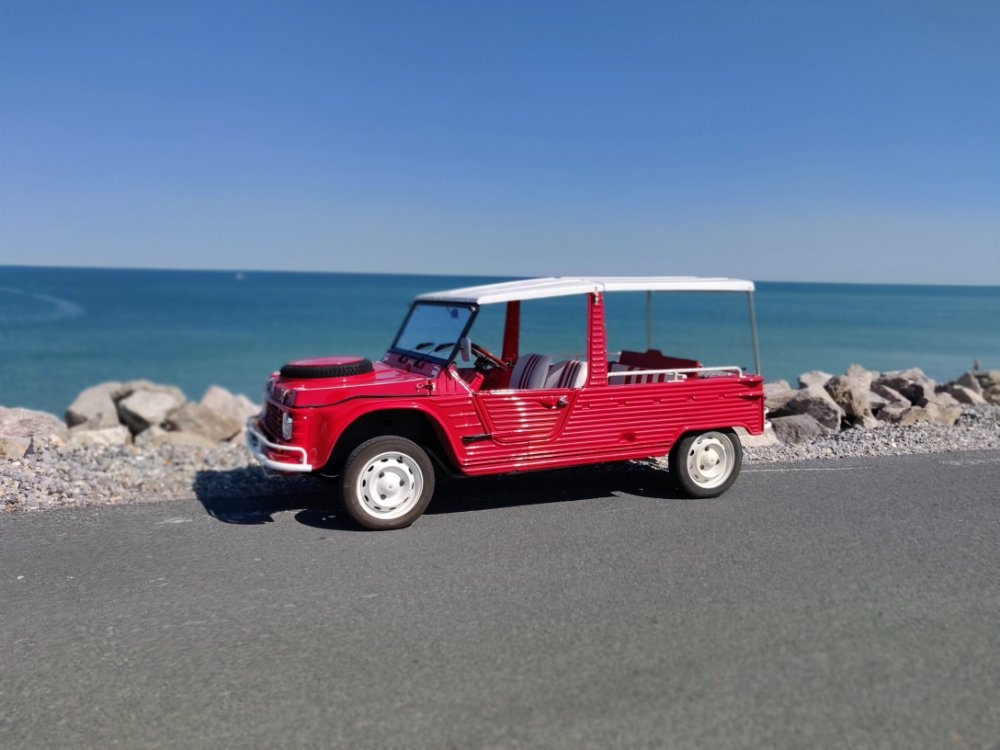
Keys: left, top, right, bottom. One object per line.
{"left": 271, "top": 359, "right": 430, "bottom": 407}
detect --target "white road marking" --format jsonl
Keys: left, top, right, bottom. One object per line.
{"left": 157, "top": 517, "right": 193, "bottom": 524}
{"left": 942, "top": 457, "right": 1000, "bottom": 466}
{"left": 746, "top": 466, "right": 871, "bottom": 473}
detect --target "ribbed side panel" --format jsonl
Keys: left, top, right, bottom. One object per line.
{"left": 458, "top": 377, "right": 763, "bottom": 473}
{"left": 479, "top": 396, "right": 562, "bottom": 440}
{"left": 427, "top": 395, "right": 528, "bottom": 467}
{"left": 549, "top": 378, "right": 762, "bottom": 462}
{"left": 426, "top": 377, "right": 763, "bottom": 475}
{"left": 430, "top": 396, "right": 482, "bottom": 433}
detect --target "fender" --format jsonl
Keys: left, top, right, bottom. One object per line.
{"left": 312, "top": 396, "right": 472, "bottom": 472}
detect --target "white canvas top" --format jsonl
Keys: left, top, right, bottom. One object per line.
{"left": 416, "top": 276, "right": 755, "bottom": 304}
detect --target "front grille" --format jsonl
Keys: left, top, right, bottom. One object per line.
{"left": 264, "top": 402, "right": 283, "bottom": 439}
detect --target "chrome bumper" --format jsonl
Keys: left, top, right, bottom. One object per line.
{"left": 245, "top": 417, "right": 314, "bottom": 473}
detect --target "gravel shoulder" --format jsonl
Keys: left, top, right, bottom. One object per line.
{"left": 4, "top": 404, "right": 1000, "bottom": 514}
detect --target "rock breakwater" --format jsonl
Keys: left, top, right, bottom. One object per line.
{"left": 763, "top": 366, "right": 1000, "bottom": 443}
{"left": 2, "top": 369, "right": 999, "bottom": 513}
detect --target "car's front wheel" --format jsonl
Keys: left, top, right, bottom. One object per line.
{"left": 340, "top": 435, "right": 435, "bottom": 530}
{"left": 670, "top": 429, "right": 742, "bottom": 498}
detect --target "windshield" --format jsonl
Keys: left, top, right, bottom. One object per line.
{"left": 391, "top": 302, "right": 476, "bottom": 362}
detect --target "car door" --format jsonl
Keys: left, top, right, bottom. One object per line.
{"left": 474, "top": 387, "right": 577, "bottom": 447}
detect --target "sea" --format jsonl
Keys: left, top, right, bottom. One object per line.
{"left": 2, "top": 266, "right": 998, "bottom": 416}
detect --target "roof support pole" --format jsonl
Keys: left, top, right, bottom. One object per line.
{"left": 587, "top": 292, "right": 608, "bottom": 386}
{"left": 501, "top": 300, "right": 520, "bottom": 362}
{"left": 747, "top": 291, "right": 761, "bottom": 375}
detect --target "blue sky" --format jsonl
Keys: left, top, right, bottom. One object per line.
{"left": 1, "top": 1, "right": 998, "bottom": 284}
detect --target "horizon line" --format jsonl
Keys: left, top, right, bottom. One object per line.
{"left": 1, "top": 262, "right": 999, "bottom": 290}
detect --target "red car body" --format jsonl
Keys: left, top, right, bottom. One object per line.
{"left": 247, "top": 276, "right": 765, "bottom": 528}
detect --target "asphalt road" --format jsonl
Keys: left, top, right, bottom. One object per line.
{"left": 3, "top": 450, "right": 1000, "bottom": 749}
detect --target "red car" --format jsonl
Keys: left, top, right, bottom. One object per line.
{"left": 247, "top": 276, "right": 765, "bottom": 529}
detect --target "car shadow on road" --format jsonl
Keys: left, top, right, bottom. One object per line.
{"left": 194, "top": 459, "right": 685, "bottom": 529}
{"left": 428, "top": 459, "right": 682, "bottom": 515}
{"left": 193, "top": 467, "right": 333, "bottom": 525}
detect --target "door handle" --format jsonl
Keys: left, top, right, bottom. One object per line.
{"left": 541, "top": 396, "right": 569, "bottom": 409}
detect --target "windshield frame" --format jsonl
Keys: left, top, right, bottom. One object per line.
{"left": 389, "top": 300, "right": 480, "bottom": 365}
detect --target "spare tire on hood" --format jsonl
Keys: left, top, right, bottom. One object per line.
{"left": 280, "top": 356, "right": 374, "bottom": 379}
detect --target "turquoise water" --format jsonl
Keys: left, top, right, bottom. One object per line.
{"left": 1, "top": 266, "right": 998, "bottom": 415}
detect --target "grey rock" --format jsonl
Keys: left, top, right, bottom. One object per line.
{"left": 824, "top": 375, "right": 875, "bottom": 427}
{"left": 0, "top": 436, "right": 31, "bottom": 460}
{"left": 871, "top": 384, "right": 911, "bottom": 409}
{"left": 66, "top": 425, "right": 132, "bottom": 447}
{"left": 875, "top": 368, "right": 937, "bottom": 405}
{"left": 938, "top": 385, "right": 985, "bottom": 406}
{"left": 112, "top": 379, "right": 187, "bottom": 405}
{"left": 774, "top": 385, "right": 845, "bottom": 432}
{"left": 956, "top": 371, "right": 983, "bottom": 394}
{"left": 150, "top": 430, "right": 218, "bottom": 448}
{"left": 844, "top": 364, "right": 877, "bottom": 387}
{"left": 879, "top": 366, "right": 932, "bottom": 386}
{"left": 876, "top": 402, "right": 909, "bottom": 424}
{"left": 65, "top": 381, "right": 123, "bottom": 430}
{"left": 797, "top": 370, "right": 833, "bottom": 389}
{"left": 165, "top": 402, "right": 241, "bottom": 443}
{"left": 739, "top": 424, "right": 779, "bottom": 448}
{"left": 920, "top": 391, "right": 960, "bottom": 409}
{"left": 853, "top": 414, "right": 880, "bottom": 430}
{"left": 763, "top": 379, "right": 791, "bottom": 393}
{"left": 974, "top": 370, "right": 1000, "bottom": 390}
{"left": 771, "top": 414, "right": 829, "bottom": 444}
{"left": 899, "top": 381, "right": 938, "bottom": 405}
{"left": 763, "top": 380, "right": 796, "bottom": 412}
{"left": 896, "top": 403, "right": 962, "bottom": 427}
{"left": 983, "top": 385, "right": 1000, "bottom": 406}
{"left": 0, "top": 407, "right": 69, "bottom": 442}
{"left": 929, "top": 403, "right": 964, "bottom": 426}
{"left": 31, "top": 434, "right": 63, "bottom": 452}
{"left": 118, "top": 390, "right": 185, "bottom": 434}
{"left": 133, "top": 425, "right": 167, "bottom": 446}
{"left": 200, "top": 386, "right": 259, "bottom": 430}
{"left": 867, "top": 390, "right": 890, "bottom": 412}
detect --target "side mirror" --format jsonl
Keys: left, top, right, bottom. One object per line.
{"left": 459, "top": 337, "right": 472, "bottom": 362}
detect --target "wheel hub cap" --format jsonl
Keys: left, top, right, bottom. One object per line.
{"left": 356, "top": 451, "right": 424, "bottom": 519}
{"left": 687, "top": 434, "right": 734, "bottom": 489}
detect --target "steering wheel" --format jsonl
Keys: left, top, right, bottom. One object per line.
{"left": 470, "top": 342, "right": 508, "bottom": 372}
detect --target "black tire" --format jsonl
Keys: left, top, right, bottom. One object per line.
{"left": 340, "top": 435, "right": 435, "bottom": 530}
{"left": 669, "top": 429, "right": 742, "bottom": 499}
{"left": 280, "top": 357, "right": 373, "bottom": 379}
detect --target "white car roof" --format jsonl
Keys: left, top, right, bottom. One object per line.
{"left": 416, "top": 276, "right": 755, "bottom": 304}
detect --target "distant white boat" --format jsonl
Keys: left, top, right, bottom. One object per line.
{"left": 235, "top": 272, "right": 246, "bottom": 281}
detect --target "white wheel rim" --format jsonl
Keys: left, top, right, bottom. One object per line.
{"left": 686, "top": 433, "right": 734, "bottom": 489}
{"left": 355, "top": 451, "right": 424, "bottom": 520}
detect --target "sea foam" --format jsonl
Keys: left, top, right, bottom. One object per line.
{"left": 0, "top": 287, "right": 85, "bottom": 323}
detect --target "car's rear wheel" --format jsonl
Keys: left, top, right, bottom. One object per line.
{"left": 670, "top": 429, "right": 742, "bottom": 498}
{"left": 340, "top": 435, "right": 435, "bottom": 530}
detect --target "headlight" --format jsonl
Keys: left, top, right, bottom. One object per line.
{"left": 281, "top": 411, "right": 294, "bottom": 440}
